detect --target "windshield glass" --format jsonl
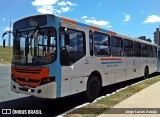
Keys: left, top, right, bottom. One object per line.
{"left": 12, "top": 27, "right": 57, "bottom": 65}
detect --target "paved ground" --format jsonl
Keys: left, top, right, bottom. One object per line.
{"left": 99, "top": 79, "right": 160, "bottom": 117}
{"left": 1, "top": 65, "right": 160, "bottom": 116}
{"left": 0, "top": 65, "right": 89, "bottom": 116}
{"left": 0, "top": 65, "right": 27, "bottom": 102}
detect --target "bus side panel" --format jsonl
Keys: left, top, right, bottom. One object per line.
{"left": 115, "top": 57, "right": 126, "bottom": 83}
{"left": 125, "top": 57, "right": 135, "bottom": 80}
{"left": 61, "top": 57, "right": 88, "bottom": 97}
{"left": 47, "top": 16, "right": 62, "bottom": 98}
{"left": 60, "top": 23, "right": 89, "bottom": 97}
{"left": 157, "top": 46, "right": 160, "bottom": 72}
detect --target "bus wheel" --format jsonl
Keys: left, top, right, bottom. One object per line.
{"left": 86, "top": 75, "right": 101, "bottom": 102}
{"left": 144, "top": 67, "right": 149, "bottom": 79}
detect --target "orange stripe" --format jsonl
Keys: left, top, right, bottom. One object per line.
{"left": 108, "top": 30, "right": 116, "bottom": 35}
{"left": 12, "top": 67, "right": 49, "bottom": 88}
{"left": 90, "top": 25, "right": 100, "bottom": 31}
{"left": 100, "top": 58, "right": 121, "bottom": 61}
{"left": 61, "top": 17, "right": 77, "bottom": 25}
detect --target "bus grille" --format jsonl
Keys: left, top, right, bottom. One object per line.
{"left": 15, "top": 68, "right": 41, "bottom": 74}
{"left": 17, "top": 77, "right": 40, "bottom": 83}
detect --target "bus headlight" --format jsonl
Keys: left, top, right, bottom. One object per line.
{"left": 39, "top": 77, "right": 55, "bottom": 85}
{"left": 11, "top": 74, "right": 16, "bottom": 82}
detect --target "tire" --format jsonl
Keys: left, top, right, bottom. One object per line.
{"left": 86, "top": 75, "right": 101, "bottom": 102}
{"left": 144, "top": 67, "right": 149, "bottom": 79}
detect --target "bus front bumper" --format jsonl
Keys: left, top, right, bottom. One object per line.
{"left": 11, "top": 79, "right": 57, "bottom": 99}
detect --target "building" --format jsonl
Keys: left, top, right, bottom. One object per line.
{"left": 139, "top": 36, "right": 146, "bottom": 40}
{"left": 153, "top": 28, "right": 160, "bottom": 46}
{"left": 138, "top": 36, "right": 151, "bottom": 42}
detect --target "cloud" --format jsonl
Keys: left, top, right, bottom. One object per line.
{"left": 2, "top": 18, "right": 6, "bottom": 21}
{"left": 66, "top": 1, "right": 77, "bottom": 6}
{"left": 32, "top": 0, "right": 58, "bottom": 6}
{"left": 81, "top": 16, "right": 87, "bottom": 19}
{"left": 37, "top": 5, "right": 54, "bottom": 14}
{"left": 31, "top": 0, "right": 77, "bottom": 14}
{"left": 91, "top": 17, "right": 96, "bottom": 19}
{"left": 107, "top": 25, "right": 112, "bottom": 28}
{"left": 124, "top": 15, "right": 131, "bottom": 22}
{"left": 61, "top": 7, "right": 70, "bottom": 12}
{"left": 143, "top": 15, "right": 160, "bottom": 23}
{"left": 3, "top": 27, "right": 13, "bottom": 31}
{"left": 58, "top": 1, "right": 66, "bottom": 6}
{"left": 58, "top": 1, "right": 77, "bottom": 6}
{"left": 140, "top": 10, "right": 143, "bottom": 13}
{"left": 84, "top": 19, "right": 110, "bottom": 27}
{"left": 32, "top": 0, "right": 58, "bottom": 14}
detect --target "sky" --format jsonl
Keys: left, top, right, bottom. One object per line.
{"left": 0, "top": 0, "right": 160, "bottom": 46}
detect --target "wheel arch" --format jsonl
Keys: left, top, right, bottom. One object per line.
{"left": 88, "top": 70, "right": 102, "bottom": 88}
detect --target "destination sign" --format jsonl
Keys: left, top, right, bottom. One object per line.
{"left": 14, "top": 15, "right": 47, "bottom": 30}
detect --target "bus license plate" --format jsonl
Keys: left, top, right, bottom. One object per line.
{"left": 22, "top": 85, "right": 30, "bottom": 89}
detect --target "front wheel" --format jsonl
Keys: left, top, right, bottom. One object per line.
{"left": 144, "top": 67, "right": 149, "bottom": 79}
{"left": 86, "top": 75, "right": 101, "bottom": 102}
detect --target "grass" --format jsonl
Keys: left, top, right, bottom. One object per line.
{"left": 65, "top": 76, "right": 160, "bottom": 117}
{"left": 0, "top": 46, "right": 12, "bottom": 64}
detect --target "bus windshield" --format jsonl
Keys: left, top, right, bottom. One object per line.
{"left": 12, "top": 27, "right": 57, "bottom": 66}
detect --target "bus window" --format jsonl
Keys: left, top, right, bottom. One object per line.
{"left": 89, "top": 30, "right": 93, "bottom": 56}
{"left": 94, "top": 32, "right": 110, "bottom": 56}
{"left": 147, "top": 45, "right": 153, "bottom": 58}
{"left": 133, "top": 41, "right": 141, "bottom": 57}
{"left": 12, "top": 27, "right": 57, "bottom": 65}
{"left": 141, "top": 43, "right": 147, "bottom": 57}
{"left": 111, "top": 36, "right": 123, "bottom": 57}
{"left": 124, "top": 39, "right": 133, "bottom": 57}
{"left": 153, "top": 46, "right": 157, "bottom": 58}
{"left": 60, "top": 28, "right": 86, "bottom": 66}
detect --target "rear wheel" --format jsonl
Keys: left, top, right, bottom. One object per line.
{"left": 144, "top": 67, "right": 149, "bottom": 79}
{"left": 86, "top": 75, "right": 101, "bottom": 102}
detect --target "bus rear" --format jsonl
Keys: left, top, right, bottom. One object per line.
{"left": 11, "top": 14, "right": 61, "bottom": 98}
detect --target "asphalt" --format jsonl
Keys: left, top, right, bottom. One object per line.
{"left": 98, "top": 78, "right": 160, "bottom": 117}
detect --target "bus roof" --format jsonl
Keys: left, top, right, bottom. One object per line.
{"left": 60, "top": 15, "right": 156, "bottom": 46}
{"left": 14, "top": 14, "right": 157, "bottom": 46}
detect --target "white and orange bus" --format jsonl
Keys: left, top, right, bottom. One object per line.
{"left": 2, "top": 14, "right": 157, "bottom": 101}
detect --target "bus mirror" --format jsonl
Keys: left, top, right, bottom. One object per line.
{"left": 65, "top": 34, "right": 70, "bottom": 45}
{"left": 2, "top": 32, "right": 7, "bottom": 48}
{"left": 3, "top": 40, "right": 5, "bottom": 48}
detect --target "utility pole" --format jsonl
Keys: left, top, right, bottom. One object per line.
{"left": 8, "top": 16, "right": 11, "bottom": 46}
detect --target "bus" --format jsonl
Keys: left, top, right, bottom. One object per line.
{"left": 157, "top": 46, "right": 160, "bottom": 72}
{"left": 2, "top": 14, "right": 157, "bottom": 101}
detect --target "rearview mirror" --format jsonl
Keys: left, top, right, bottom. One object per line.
{"left": 3, "top": 39, "right": 5, "bottom": 48}
{"left": 2, "top": 31, "right": 8, "bottom": 48}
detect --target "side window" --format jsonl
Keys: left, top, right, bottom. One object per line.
{"left": 94, "top": 32, "right": 110, "bottom": 56}
{"left": 153, "top": 46, "right": 157, "bottom": 58}
{"left": 124, "top": 39, "right": 133, "bottom": 57}
{"left": 111, "top": 36, "right": 123, "bottom": 57}
{"left": 60, "top": 28, "right": 86, "bottom": 66}
{"left": 89, "top": 31, "right": 93, "bottom": 56}
{"left": 133, "top": 41, "right": 141, "bottom": 57}
{"left": 141, "top": 43, "right": 147, "bottom": 57}
{"left": 147, "top": 45, "right": 153, "bottom": 57}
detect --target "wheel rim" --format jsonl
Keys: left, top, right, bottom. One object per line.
{"left": 145, "top": 68, "right": 149, "bottom": 78}
{"left": 90, "top": 81, "right": 98, "bottom": 95}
